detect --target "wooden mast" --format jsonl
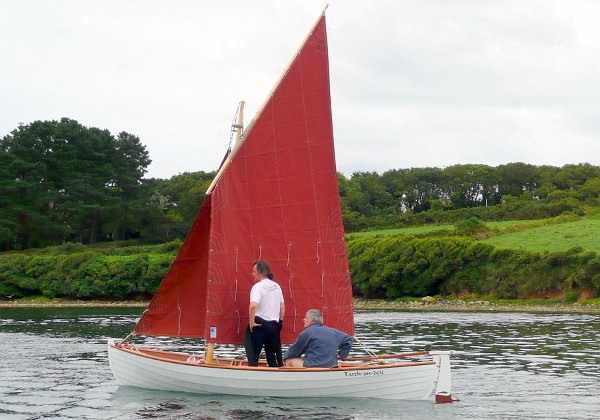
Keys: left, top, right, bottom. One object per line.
{"left": 233, "top": 101, "right": 245, "bottom": 146}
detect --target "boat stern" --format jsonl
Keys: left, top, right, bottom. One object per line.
{"left": 429, "top": 350, "right": 457, "bottom": 403}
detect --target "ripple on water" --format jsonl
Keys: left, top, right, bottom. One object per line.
{"left": 0, "top": 309, "right": 599, "bottom": 419}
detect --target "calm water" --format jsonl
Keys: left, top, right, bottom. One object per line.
{"left": 0, "top": 307, "right": 598, "bottom": 419}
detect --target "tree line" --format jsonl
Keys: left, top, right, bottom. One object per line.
{"left": 0, "top": 118, "right": 214, "bottom": 251}
{"left": 2, "top": 118, "right": 600, "bottom": 251}
{"left": 340, "top": 163, "right": 600, "bottom": 231}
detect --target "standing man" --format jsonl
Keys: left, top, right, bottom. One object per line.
{"left": 245, "top": 260, "right": 285, "bottom": 367}
{"left": 283, "top": 309, "right": 353, "bottom": 367}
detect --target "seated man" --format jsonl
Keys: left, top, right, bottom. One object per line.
{"left": 283, "top": 309, "right": 353, "bottom": 367}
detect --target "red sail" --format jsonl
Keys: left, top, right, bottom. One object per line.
{"left": 135, "top": 195, "right": 211, "bottom": 337}
{"left": 135, "top": 13, "right": 354, "bottom": 345}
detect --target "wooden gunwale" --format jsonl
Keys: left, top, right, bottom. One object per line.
{"left": 341, "top": 351, "right": 430, "bottom": 361}
{"left": 112, "top": 343, "right": 436, "bottom": 371}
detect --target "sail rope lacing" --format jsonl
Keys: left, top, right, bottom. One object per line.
{"left": 177, "top": 304, "right": 182, "bottom": 337}
{"left": 235, "top": 309, "right": 240, "bottom": 334}
{"left": 234, "top": 248, "right": 239, "bottom": 301}
{"left": 288, "top": 274, "right": 295, "bottom": 298}
{"left": 321, "top": 273, "right": 325, "bottom": 297}
{"left": 293, "top": 308, "right": 298, "bottom": 333}
{"left": 234, "top": 277, "right": 238, "bottom": 302}
{"left": 287, "top": 243, "right": 292, "bottom": 266}
{"left": 258, "top": 244, "right": 263, "bottom": 259}
{"left": 235, "top": 248, "right": 239, "bottom": 272}
{"left": 316, "top": 240, "right": 321, "bottom": 263}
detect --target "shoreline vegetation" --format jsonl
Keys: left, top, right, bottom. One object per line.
{"left": 2, "top": 298, "right": 599, "bottom": 314}
{"left": 2, "top": 214, "right": 599, "bottom": 305}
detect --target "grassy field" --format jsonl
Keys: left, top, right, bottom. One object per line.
{"left": 484, "top": 216, "right": 600, "bottom": 253}
{"left": 346, "top": 225, "right": 454, "bottom": 238}
{"left": 485, "top": 219, "right": 547, "bottom": 230}
{"left": 345, "top": 219, "right": 547, "bottom": 239}
{"left": 346, "top": 214, "right": 600, "bottom": 254}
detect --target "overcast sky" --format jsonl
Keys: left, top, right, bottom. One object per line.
{"left": 2, "top": 0, "right": 600, "bottom": 179}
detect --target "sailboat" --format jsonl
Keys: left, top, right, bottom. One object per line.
{"left": 108, "top": 7, "right": 455, "bottom": 402}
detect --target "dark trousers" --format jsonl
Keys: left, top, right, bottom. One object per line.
{"left": 244, "top": 316, "right": 283, "bottom": 367}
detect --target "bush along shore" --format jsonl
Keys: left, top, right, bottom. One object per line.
{"left": 2, "top": 297, "right": 599, "bottom": 314}
{"left": 1, "top": 215, "right": 599, "bottom": 307}
{"left": 2, "top": 231, "right": 600, "bottom": 304}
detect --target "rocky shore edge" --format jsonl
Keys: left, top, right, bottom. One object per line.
{"left": 2, "top": 297, "right": 599, "bottom": 314}
{"left": 353, "top": 298, "right": 600, "bottom": 314}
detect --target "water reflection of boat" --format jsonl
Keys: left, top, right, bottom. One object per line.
{"left": 108, "top": 7, "right": 455, "bottom": 402}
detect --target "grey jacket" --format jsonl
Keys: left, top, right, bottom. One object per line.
{"left": 283, "top": 323, "right": 353, "bottom": 367}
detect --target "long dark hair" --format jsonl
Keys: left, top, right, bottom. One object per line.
{"left": 254, "top": 260, "right": 274, "bottom": 280}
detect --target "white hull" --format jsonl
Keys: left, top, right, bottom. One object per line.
{"left": 108, "top": 341, "right": 453, "bottom": 401}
